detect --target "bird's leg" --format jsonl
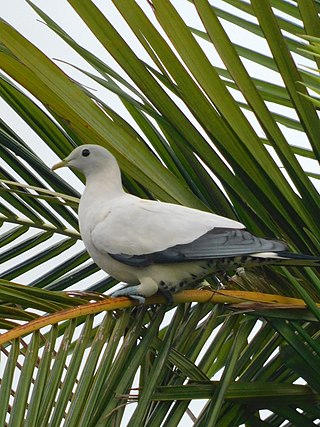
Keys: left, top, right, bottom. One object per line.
{"left": 110, "top": 277, "right": 159, "bottom": 305}
{"left": 158, "top": 288, "right": 173, "bottom": 305}
{"left": 157, "top": 289, "right": 174, "bottom": 305}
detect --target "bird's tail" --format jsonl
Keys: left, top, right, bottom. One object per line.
{"left": 263, "top": 251, "right": 320, "bottom": 267}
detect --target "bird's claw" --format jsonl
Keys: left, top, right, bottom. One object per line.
{"left": 110, "top": 287, "right": 146, "bottom": 304}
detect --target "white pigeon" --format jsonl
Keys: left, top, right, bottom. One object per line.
{"left": 52, "top": 144, "right": 319, "bottom": 303}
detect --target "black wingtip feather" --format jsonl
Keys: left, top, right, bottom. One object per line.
{"left": 277, "top": 251, "right": 320, "bottom": 266}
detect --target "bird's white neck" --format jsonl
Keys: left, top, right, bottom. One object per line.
{"left": 83, "top": 165, "right": 124, "bottom": 201}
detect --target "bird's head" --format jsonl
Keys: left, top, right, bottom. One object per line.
{"left": 51, "top": 144, "right": 118, "bottom": 177}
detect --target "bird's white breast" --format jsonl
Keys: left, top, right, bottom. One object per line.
{"left": 78, "top": 191, "right": 141, "bottom": 284}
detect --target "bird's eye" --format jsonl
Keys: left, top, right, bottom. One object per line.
{"left": 82, "top": 149, "right": 90, "bottom": 157}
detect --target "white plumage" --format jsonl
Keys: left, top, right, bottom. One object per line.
{"left": 52, "top": 144, "right": 318, "bottom": 303}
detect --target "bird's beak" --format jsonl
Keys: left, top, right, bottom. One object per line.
{"left": 51, "top": 159, "right": 69, "bottom": 171}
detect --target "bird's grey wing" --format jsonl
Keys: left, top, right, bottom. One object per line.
{"left": 109, "top": 228, "right": 287, "bottom": 266}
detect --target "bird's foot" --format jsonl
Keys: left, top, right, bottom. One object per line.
{"left": 110, "top": 278, "right": 159, "bottom": 305}
{"left": 110, "top": 287, "right": 146, "bottom": 304}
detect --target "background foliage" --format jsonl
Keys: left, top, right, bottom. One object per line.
{"left": 0, "top": 1, "right": 320, "bottom": 425}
